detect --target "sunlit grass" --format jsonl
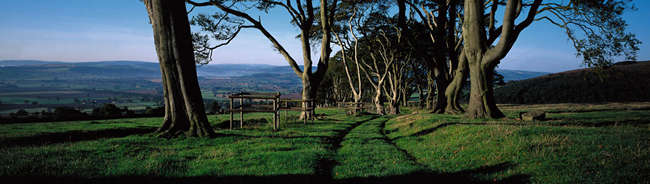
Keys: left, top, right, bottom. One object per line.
{"left": 385, "top": 105, "right": 650, "bottom": 183}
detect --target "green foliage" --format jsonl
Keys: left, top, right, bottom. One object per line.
{"left": 190, "top": 12, "right": 244, "bottom": 64}
{"left": 53, "top": 107, "right": 86, "bottom": 121}
{"left": 14, "top": 109, "right": 28, "bottom": 116}
{"left": 206, "top": 101, "right": 221, "bottom": 114}
{"left": 546, "top": 0, "right": 641, "bottom": 68}
{"left": 92, "top": 104, "right": 124, "bottom": 118}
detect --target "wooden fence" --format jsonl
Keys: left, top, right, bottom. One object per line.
{"left": 228, "top": 92, "right": 314, "bottom": 131}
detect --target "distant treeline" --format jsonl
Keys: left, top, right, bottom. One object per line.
{"left": 0, "top": 101, "right": 224, "bottom": 124}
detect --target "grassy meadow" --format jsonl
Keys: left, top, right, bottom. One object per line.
{"left": 0, "top": 103, "right": 648, "bottom": 183}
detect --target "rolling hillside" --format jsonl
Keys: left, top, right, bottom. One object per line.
{"left": 0, "top": 60, "right": 544, "bottom": 81}
{"left": 495, "top": 61, "right": 650, "bottom": 104}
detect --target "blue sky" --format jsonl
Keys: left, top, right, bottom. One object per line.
{"left": 0, "top": 0, "right": 648, "bottom": 73}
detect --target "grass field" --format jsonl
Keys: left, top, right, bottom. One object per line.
{"left": 0, "top": 103, "right": 648, "bottom": 183}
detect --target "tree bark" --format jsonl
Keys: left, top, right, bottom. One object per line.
{"left": 431, "top": 64, "right": 448, "bottom": 113}
{"left": 145, "top": 0, "right": 215, "bottom": 137}
{"left": 388, "top": 102, "right": 400, "bottom": 115}
{"left": 374, "top": 86, "right": 385, "bottom": 115}
{"left": 417, "top": 86, "right": 425, "bottom": 108}
{"left": 425, "top": 73, "right": 435, "bottom": 110}
{"left": 465, "top": 58, "right": 505, "bottom": 118}
{"left": 387, "top": 86, "right": 400, "bottom": 115}
{"left": 463, "top": 0, "right": 539, "bottom": 119}
{"left": 400, "top": 85, "right": 404, "bottom": 107}
{"left": 462, "top": 0, "right": 509, "bottom": 119}
{"left": 299, "top": 75, "right": 317, "bottom": 120}
{"left": 445, "top": 52, "right": 467, "bottom": 114}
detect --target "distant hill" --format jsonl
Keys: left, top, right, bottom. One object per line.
{"left": 0, "top": 60, "right": 61, "bottom": 66}
{"left": 0, "top": 60, "right": 310, "bottom": 94}
{"left": 0, "top": 60, "right": 543, "bottom": 81}
{"left": 0, "top": 61, "right": 160, "bottom": 80}
{"left": 496, "top": 69, "right": 547, "bottom": 82}
{"left": 495, "top": 61, "right": 650, "bottom": 104}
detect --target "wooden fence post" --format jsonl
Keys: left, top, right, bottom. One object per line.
{"left": 273, "top": 98, "right": 277, "bottom": 130}
{"left": 229, "top": 97, "right": 233, "bottom": 130}
{"left": 312, "top": 100, "right": 315, "bottom": 120}
{"left": 276, "top": 92, "right": 281, "bottom": 130}
{"left": 240, "top": 97, "right": 243, "bottom": 128}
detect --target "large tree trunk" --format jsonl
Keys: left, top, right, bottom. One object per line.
{"left": 445, "top": 54, "right": 468, "bottom": 114}
{"left": 145, "top": 0, "right": 215, "bottom": 137}
{"left": 425, "top": 73, "right": 435, "bottom": 110}
{"left": 401, "top": 87, "right": 408, "bottom": 107}
{"left": 431, "top": 65, "right": 448, "bottom": 113}
{"left": 462, "top": 0, "right": 511, "bottom": 119}
{"left": 388, "top": 103, "right": 399, "bottom": 115}
{"left": 373, "top": 86, "right": 385, "bottom": 115}
{"left": 353, "top": 93, "right": 362, "bottom": 112}
{"left": 417, "top": 86, "right": 426, "bottom": 108}
{"left": 299, "top": 76, "right": 315, "bottom": 120}
{"left": 466, "top": 58, "right": 505, "bottom": 119}
{"left": 387, "top": 95, "right": 400, "bottom": 115}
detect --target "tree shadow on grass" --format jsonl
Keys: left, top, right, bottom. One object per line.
{"left": 544, "top": 118, "right": 650, "bottom": 127}
{"left": 0, "top": 126, "right": 156, "bottom": 147}
{"left": 2, "top": 162, "right": 529, "bottom": 184}
{"left": 339, "top": 162, "right": 530, "bottom": 184}
{"left": 390, "top": 118, "right": 645, "bottom": 141}
{"left": 0, "top": 115, "right": 531, "bottom": 184}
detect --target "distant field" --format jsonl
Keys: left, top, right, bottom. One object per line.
{"left": 0, "top": 103, "right": 647, "bottom": 183}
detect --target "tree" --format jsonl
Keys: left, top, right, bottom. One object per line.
{"left": 461, "top": 0, "right": 639, "bottom": 118}
{"left": 143, "top": 0, "right": 215, "bottom": 137}
{"left": 318, "top": 56, "right": 351, "bottom": 105}
{"left": 187, "top": 0, "right": 339, "bottom": 120}
{"left": 378, "top": 29, "right": 410, "bottom": 115}
{"left": 53, "top": 107, "right": 86, "bottom": 121}
{"left": 332, "top": 5, "right": 367, "bottom": 114}
{"left": 207, "top": 101, "right": 220, "bottom": 114}
{"left": 15, "top": 109, "right": 29, "bottom": 117}
{"left": 92, "top": 103, "right": 124, "bottom": 118}
{"left": 402, "top": 0, "right": 466, "bottom": 114}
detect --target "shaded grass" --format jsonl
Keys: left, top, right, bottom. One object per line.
{"left": 0, "top": 108, "right": 367, "bottom": 178}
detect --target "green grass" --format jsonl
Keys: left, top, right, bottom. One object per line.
{"left": 385, "top": 108, "right": 650, "bottom": 183}
{"left": 0, "top": 105, "right": 648, "bottom": 183}
{"left": 333, "top": 116, "right": 421, "bottom": 179}
{"left": 0, "top": 108, "right": 377, "bottom": 182}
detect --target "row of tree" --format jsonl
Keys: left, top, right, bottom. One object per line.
{"left": 141, "top": 0, "right": 639, "bottom": 137}
{"left": 1, "top": 101, "right": 225, "bottom": 124}
{"left": 2, "top": 105, "right": 149, "bottom": 124}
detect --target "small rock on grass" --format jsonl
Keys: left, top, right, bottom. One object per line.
{"left": 520, "top": 111, "right": 546, "bottom": 121}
